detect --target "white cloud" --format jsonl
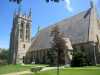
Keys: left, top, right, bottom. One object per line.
{"left": 64, "top": 0, "right": 73, "bottom": 12}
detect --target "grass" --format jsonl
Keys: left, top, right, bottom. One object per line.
{"left": 0, "top": 64, "right": 47, "bottom": 74}
{"left": 1, "top": 64, "right": 100, "bottom": 75}
{"left": 0, "top": 64, "right": 32, "bottom": 74}
{"left": 31, "top": 68, "right": 100, "bottom": 75}
{"left": 0, "top": 65, "right": 36, "bottom": 75}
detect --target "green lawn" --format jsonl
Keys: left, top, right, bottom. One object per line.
{"left": 1, "top": 64, "right": 100, "bottom": 75}
{"left": 0, "top": 64, "right": 48, "bottom": 74}
{"left": 32, "top": 68, "right": 100, "bottom": 75}
{"left": 0, "top": 64, "right": 32, "bottom": 74}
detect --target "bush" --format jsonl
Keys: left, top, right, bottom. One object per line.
{"left": 96, "top": 64, "right": 100, "bottom": 67}
{"left": 31, "top": 67, "right": 43, "bottom": 72}
{"left": 71, "top": 49, "right": 89, "bottom": 67}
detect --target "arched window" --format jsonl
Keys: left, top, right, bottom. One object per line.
{"left": 26, "top": 23, "right": 30, "bottom": 41}
{"left": 20, "top": 22, "right": 24, "bottom": 39}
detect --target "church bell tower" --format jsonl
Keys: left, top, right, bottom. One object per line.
{"left": 9, "top": 8, "right": 32, "bottom": 64}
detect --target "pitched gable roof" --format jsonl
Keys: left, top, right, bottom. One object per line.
{"left": 29, "top": 5, "right": 98, "bottom": 50}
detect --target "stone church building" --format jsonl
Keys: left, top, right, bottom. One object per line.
{"left": 9, "top": 2, "right": 100, "bottom": 65}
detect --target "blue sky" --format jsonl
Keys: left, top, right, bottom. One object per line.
{"left": 0, "top": 0, "right": 100, "bottom": 49}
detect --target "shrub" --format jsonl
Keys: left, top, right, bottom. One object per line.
{"left": 31, "top": 67, "right": 43, "bottom": 72}
{"left": 71, "top": 49, "right": 89, "bottom": 67}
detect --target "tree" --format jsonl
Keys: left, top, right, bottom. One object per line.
{"left": 48, "top": 26, "right": 66, "bottom": 65}
{"left": 47, "top": 48, "right": 57, "bottom": 66}
{"left": 0, "top": 49, "right": 9, "bottom": 65}
{"left": 48, "top": 26, "right": 66, "bottom": 75}
{"left": 71, "top": 48, "right": 90, "bottom": 67}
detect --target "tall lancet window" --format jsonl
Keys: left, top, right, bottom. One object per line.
{"left": 26, "top": 23, "right": 30, "bottom": 41}
{"left": 20, "top": 22, "right": 24, "bottom": 40}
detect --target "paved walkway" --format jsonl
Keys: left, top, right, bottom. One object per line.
{"left": 41, "top": 66, "right": 65, "bottom": 71}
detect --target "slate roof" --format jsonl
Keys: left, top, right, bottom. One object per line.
{"left": 29, "top": 5, "right": 99, "bottom": 50}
